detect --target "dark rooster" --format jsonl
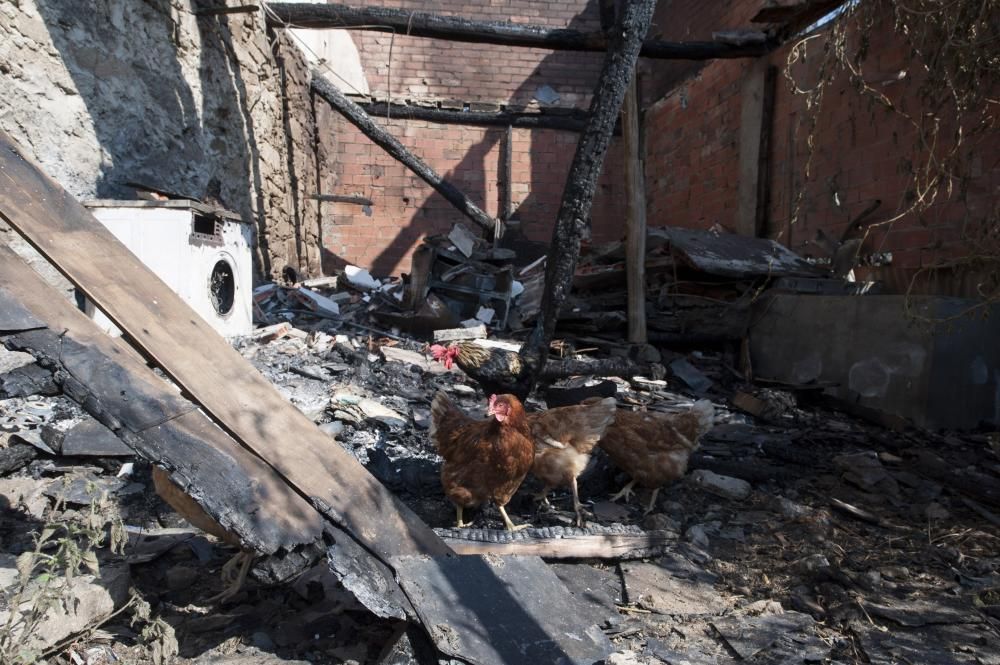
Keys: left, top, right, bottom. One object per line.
{"left": 430, "top": 391, "right": 535, "bottom": 531}
{"left": 430, "top": 341, "right": 533, "bottom": 400}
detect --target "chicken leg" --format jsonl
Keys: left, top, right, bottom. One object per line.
{"left": 571, "top": 477, "right": 591, "bottom": 527}
{"left": 498, "top": 505, "right": 530, "bottom": 532}
{"left": 609, "top": 479, "right": 636, "bottom": 504}
{"left": 206, "top": 550, "right": 253, "bottom": 603}
{"left": 643, "top": 488, "right": 660, "bottom": 515}
{"left": 455, "top": 505, "right": 472, "bottom": 528}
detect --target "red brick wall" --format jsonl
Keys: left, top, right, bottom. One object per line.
{"left": 317, "top": 0, "right": 629, "bottom": 275}
{"left": 351, "top": 0, "right": 606, "bottom": 106}
{"left": 644, "top": 6, "right": 999, "bottom": 295}
{"left": 322, "top": 114, "right": 624, "bottom": 275}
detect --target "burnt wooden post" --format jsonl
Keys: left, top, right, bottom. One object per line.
{"left": 500, "top": 125, "right": 513, "bottom": 224}
{"left": 312, "top": 73, "right": 501, "bottom": 235}
{"left": 266, "top": 2, "right": 774, "bottom": 60}
{"left": 519, "top": 0, "right": 658, "bottom": 388}
{"left": 623, "top": 72, "right": 648, "bottom": 344}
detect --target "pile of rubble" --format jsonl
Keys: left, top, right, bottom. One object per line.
{"left": 3, "top": 229, "right": 1000, "bottom": 664}
{"left": 4, "top": 307, "right": 1000, "bottom": 663}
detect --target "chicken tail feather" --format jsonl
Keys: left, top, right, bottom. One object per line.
{"left": 430, "top": 390, "right": 468, "bottom": 455}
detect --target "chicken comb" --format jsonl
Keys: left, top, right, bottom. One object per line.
{"left": 429, "top": 344, "right": 448, "bottom": 360}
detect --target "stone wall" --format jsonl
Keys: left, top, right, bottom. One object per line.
{"left": 0, "top": 0, "right": 322, "bottom": 282}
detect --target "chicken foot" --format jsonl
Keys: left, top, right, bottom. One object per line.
{"left": 534, "top": 488, "right": 554, "bottom": 510}
{"left": 455, "top": 505, "right": 472, "bottom": 528}
{"left": 207, "top": 550, "right": 254, "bottom": 603}
{"left": 609, "top": 479, "right": 636, "bottom": 504}
{"left": 498, "top": 505, "right": 530, "bottom": 532}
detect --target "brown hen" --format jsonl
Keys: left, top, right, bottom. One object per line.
{"left": 598, "top": 400, "right": 715, "bottom": 514}
{"left": 430, "top": 391, "right": 535, "bottom": 531}
{"left": 526, "top": 397, "right": 617, "bottom": 526}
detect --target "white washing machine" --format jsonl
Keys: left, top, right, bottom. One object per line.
{"left": 82, "top": 200, "right": 254, "bottom": 338}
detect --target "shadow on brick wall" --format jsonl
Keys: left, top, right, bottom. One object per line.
{"left": 331, "top": 0, "right": 622, "bottom": 276}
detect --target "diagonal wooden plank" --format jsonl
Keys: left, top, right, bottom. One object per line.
{"left": 0, "top": 130, "right": 450, "bottom": 560}
{"left": 0, "top": 244, "right": 324, "bottom": 555}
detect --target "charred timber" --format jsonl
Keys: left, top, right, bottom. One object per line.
{"left": 266, "top": 3, "right": 774, "bottom": 60}
{"left": 518, "top": 0, "right": 658, "bottom": 393}
{"left": 312, "top": 73, "right": 501, "bottom": 235}
{"left": 356, "top": 101, "right": 611, "bottom": 133}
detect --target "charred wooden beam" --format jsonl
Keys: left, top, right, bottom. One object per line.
{"left": 357, "top": 100, "right": 594, "bottom": 132}
{"left": 500, "top": 125, "right": 513, "bottom": 222}
{"left": 518, "top": 0, "right": 658, "bottom": 392}
{"left": 266, "top": 2, "right": 775, "bottom": 60}
{"left": 311, "top": 194, "right": 374, "bottom": 206}
{"left": 622, "top": 73, "right": 647, "bottom": 344}
{"left": 312, "top": 73, "right": 501, "bottom": 235}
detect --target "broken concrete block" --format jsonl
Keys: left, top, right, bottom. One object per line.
{"left": 475, "top": 306, "right": 495, "bottom": 324}
{"left": 433, "top": 324, "right": 487, "bottom": 342}
{"left": 0, "top": 477, "right": 49, "bottom": 519}
{"left": 252, "top": 322, "right": 292, "bottom": 342}
{"left": 292, "top": 287, "right": 341, "bottom": 317}
{"left": 448, "top": 223, "right": 478, "bottom": 257}
{"left": 300, "top": 275, "right": 339, "bottom": 290}
{"left": 689, "top": 469, "right": 752, "bottom": 500}
{"left": 380, "top": 346, "right": 450, "bottom": 374}
{"left": 0, "top": 556, "right": 130, "bottom": 654}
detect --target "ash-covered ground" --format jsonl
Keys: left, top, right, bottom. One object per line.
{"left": 2, "top": 316, "right": 999, "bottom": 665}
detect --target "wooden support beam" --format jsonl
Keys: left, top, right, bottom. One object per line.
{"left": 518, "top": 0, "right": 658, "bottom": 392}
{"left": 737, "top": 61, "right": 777, "bottom": 237}
{"left": 622, "top": 73, "right": 647, "bottom": 343}
{"left": 500, "top": 125, "right": 513, "bottom": 223}
{"left": 312, "top": 73, "right": 501, "bottom": 235}
{"left": 266, "top": 2, "right": 775, "bottom": 60}
{"left": 311, "top": 194, "right": 373, "bottom": 206}
{"left": 357, "top": 100, "right": 595, "bottom": 132}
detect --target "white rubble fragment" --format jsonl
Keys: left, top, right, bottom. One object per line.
{"left": 475, "top": 306, "right": 495, "bottom": 324}
{"left": 689, "top": 469, "right": 752, "bottom": 501}
{"left": 294, "top": 287, "right": 340, "bottom": 316}
{"left": 433, "top": 324, "right": 487, "bottom": 342}
{"left": 510, "top": 280, "right": 525, "bottom": 299}
{"left": 344, "top": 265, "right": 380, "bottom": 290}
{"left": 448, "top": 223, "right": 478, "bottom": 257}
{"left": 319, "top": 421, "right": 345, "bottom": 438}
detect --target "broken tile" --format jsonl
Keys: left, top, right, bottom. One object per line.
{"left": 710, "top": 611, "right": 816, "bottom": 659}
{"left": 621, "top": 560, "right": 728, "bottom": 615}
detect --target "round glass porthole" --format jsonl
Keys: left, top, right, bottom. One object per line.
{"left": 210, "top": 259, "right": 236, "bottom": 316}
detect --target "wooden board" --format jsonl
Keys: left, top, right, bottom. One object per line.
{"left": 0, "top": 130, "right": 449, "bottom": 560}
{"left": 0, "top": 245, "right": 324, "bottom": 555}
{"left": 0, "top": 254, "right": 323, "bottom": 554}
